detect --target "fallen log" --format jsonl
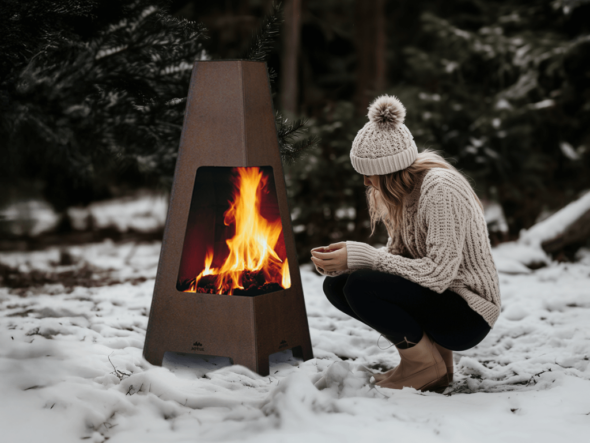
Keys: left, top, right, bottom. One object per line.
{"left": 520, "top": 191, "right": 590, "bottom": 255}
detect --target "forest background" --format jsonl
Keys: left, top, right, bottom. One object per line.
{"left": 1, "top": 0, "right": 589, "bottom": 265}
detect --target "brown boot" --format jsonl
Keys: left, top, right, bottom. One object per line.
{"left": 373, "top": 335, "right": 416, "bottom": 383}
{"left": 433, "top": 342, "right": 454, "bottom": 383}
{"left": 376, "top": 333, "right": 448, "bottom": 393}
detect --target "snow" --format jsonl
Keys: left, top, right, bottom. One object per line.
{"left": 483, "top": 200, "right": 508, "bottom": 233}
{"left": 492, "top": 241, "right": 550, "bottom": 274}
{"left": 0, "top": 193, "right": 168, "bottom": 238}
{"left": 1, "top": 241, "right": 590, "bottom": 443}
{"left": 83, "top": 194, "right": 168, "bottom": 233}
{"left": 0, "top": 199, "right": 61, "bottom": 237}
{"left": 491, "top": 190, "right": 590, "bottom": 273}
{"left": 528, "top": 98, "right": 555, "bottom": 109}
{"left": 520, "top": 190, "right": 590, "bottom": 247}
{"left": 560, "top": 141, "right": 581, "bottom": 160}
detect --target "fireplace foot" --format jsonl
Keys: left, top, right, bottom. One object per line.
{"left": 292, "top": 344, "right": 313, "bottom": 361}
{"left": 232, "top": 353, "right": 270, "bottom": 376}
{"left": 143, "top": 346, "right": 166, "bottom": 367}
{"left": 230, "top": 343, "right": 314, "bottom": 376}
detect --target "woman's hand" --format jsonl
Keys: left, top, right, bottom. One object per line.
{"left": 310, "top": 242, "right": 348, "bottom": 273}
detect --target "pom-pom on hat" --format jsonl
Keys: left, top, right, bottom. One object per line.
{"left": 350, "top": 95, "right": 418, "bottom": 175}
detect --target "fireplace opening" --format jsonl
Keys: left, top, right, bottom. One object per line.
{"left": 176, "top": 166, "right": 291, "bottom": 296}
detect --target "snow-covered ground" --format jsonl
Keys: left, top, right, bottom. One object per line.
{"left": 1, "top": 241, "right": 589, "bottom": 443}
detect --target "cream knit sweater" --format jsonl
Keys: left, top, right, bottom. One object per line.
{"left": 315, "top": 168, "right": 501, "bottom": 328}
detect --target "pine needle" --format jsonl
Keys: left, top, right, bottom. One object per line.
{"left": 243, "top": 1, "right": 283, "bottom": 66}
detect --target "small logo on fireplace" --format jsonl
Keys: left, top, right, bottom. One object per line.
{"left": 279, "top": 339, "right": 288, "bottom": 349}
{"left": 192, "top": 341, "right": 204, "bottom": 351}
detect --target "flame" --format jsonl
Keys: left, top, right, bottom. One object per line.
{"left": 187, "top": 248, "right": 213, "bottom": 293}
{"left": 281, "top": 259, "right": 290, "bottom": 289}
{"left": 185, "top": 167, "right": 290, "bottom": 295}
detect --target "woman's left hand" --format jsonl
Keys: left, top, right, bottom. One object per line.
{"left": 310, "top": 242, "right": 348, "bottom": 273}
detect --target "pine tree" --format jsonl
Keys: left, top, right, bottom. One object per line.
{"left": 1, "top": 0, "right": 208, "bottom": 209}
{"left": 397, "top": 0, "right": 590, "bottom": 234}
{"left": 279, "top": 0, "right": 590, "bottom": 258}
{"left": 1, "top": 0, "right": 316, "bottom": 212}
{"left": 240, "top": 1, "right": 317, "bottom": 165}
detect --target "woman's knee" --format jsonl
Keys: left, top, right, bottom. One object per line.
{"left": 343, "top": 269, "right": 369, "bottom": 288}
{"left": 322, "top": 276, "right": 359, "bottom": 317}
{"left": 344, "top": 269, "right": 429, "bottom": 307}
{"left": 342, "top": 269, "right": 379, "bottom": 301}
{"left": 322, "top": 277, "right": 344, "bottom": 306}
{"left": 322, "top": 276, "right": 335, "bottom": 298}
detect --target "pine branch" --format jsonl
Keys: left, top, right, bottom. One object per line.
{"left": 275, "top": 111, "right": 319, "bottom": 165}
{"left": 1, "top": 0, "right": 209, "bottom": 206}
{"left": 243, "top": 1, "right": 283, "bottom": 65}
{"left": 243, "top": 1, "right": 318, "bottom": 163}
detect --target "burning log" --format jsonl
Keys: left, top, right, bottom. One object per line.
{"left": 179, "top": 166, "right": 290, "bottom": 296}
{"left": 184, "top": 269, "right": 284, "bottom": 296}
{"left": 233, "top": 282, "right": 283, "bottom": 296}
{"left": 240, "top": 269, "right": 267, "bottom": 291}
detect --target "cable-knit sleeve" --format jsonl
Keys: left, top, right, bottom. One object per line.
{"left": 313, "top": 263, "right": 353, "bottom": 278}
{"left": 343, "top": 235, "right": 398, "bottom": 270}
{"left": 345, "top": 183, "right": 469, "bottom": 293}
{"left": 315, "top": 236, "right": 393, "bottom": 278}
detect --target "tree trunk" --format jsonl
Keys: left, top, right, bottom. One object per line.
{"left": 354, "top": 0, "right": 386, "bottom": 115}
{"left": 281, "top": 0, "right": 301, "bottom": 115}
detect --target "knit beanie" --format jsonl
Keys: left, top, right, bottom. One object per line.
{"left": 350, "top": 95, "right": 418, "bottom": 175}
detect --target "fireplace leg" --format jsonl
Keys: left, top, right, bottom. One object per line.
{"left": 256, "top": 355, "right": 270, "bottom": 376}
{"left": 143, "top": 346, "right": 166, "bottom": 367}
{"left": 292, "top": 343, "right": 314, "bottom": 361}
{"left": 232, "top": 354, "right": 270, "bottom": 376}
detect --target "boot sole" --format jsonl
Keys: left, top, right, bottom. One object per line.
{"left": 421, "top": 374, "right": 449, "bottom": 393}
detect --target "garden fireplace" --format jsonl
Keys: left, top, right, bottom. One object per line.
{"left": 143, "top": 60, "right": 313, "bottom": 375}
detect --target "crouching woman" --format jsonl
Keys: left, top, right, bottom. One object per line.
{"left": 311, "top": 95, "right": 501, "bottom": 393}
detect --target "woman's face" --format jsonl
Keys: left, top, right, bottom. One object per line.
{"left": 363, "top": 174, "right": 380, "bottom": 189}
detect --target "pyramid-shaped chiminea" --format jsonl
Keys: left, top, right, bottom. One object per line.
{"left": 143, "top": 60, "right": 313, "bottom": 375}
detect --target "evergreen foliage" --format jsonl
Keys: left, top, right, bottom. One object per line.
{"left": 2, "top": 0, "right": 589, "bottom": 254}
{"left": 1, "top": 0, "right": 315, "bottom": 212}
{"left": 284, "top": 102, "right": 372, "bottom": 260}
{"left": 1, "top": 0, "right": 208, "bottom": 209}
{"left": 242, "top": 0, "right": 283, "bottom": 84}
{"left": 398, "top": 2, "right": 590, "bottom": 234}
{"left": 275, "top": 113, "right": 319, "bottom": 165}
{"left": 245, "top": 1, "right": 318, "bottom": 164}
{"left": 283, "top": 0, "right": 590, "bottom": 258}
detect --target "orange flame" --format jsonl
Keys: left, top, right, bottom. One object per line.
{"left": 185, "top": 167, "right": 290, "bottom": 295}
{"left": 281, "top": 259, "right": 290, "bottom": 289}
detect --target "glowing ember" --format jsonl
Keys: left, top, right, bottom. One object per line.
{"left": 184, "top": 167, "right": 290, "bottom": 295}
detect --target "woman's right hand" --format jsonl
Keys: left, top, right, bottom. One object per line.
{"left": 310, "top": 243, "right": 348, "bottom": 274}
{"left": 310, "top": 246, "right": 329, "bottom": 273}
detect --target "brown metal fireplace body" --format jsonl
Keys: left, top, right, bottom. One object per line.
{"left": 143, "top": 60, "right": 313, "bottom": 375}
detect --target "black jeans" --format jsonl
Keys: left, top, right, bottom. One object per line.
{"left": 322, "top": 269, "right": 491, "bottom": 351}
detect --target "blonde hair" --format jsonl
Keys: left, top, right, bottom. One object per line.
{"left": 366, "top": 149, "right": 483, "bottom": 238}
